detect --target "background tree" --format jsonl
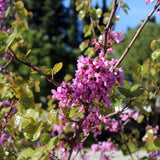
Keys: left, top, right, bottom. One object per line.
{"left": 8, "top": 0, "right": 82, "bottom": 101}
{"left": 113, "top": 21, "right": 160, "bottom": 80}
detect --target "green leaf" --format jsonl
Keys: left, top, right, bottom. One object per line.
{"left": 69, "top": 107, "right": 80, "bottom": 117}
{"left": 111, "top": 99, "right": 123, "bottom": 108}
{"left": 78, "top": 10, "right": 86, "bottom": 20}
{"left": 0, "top": 144, "right": 5, "bottom": 158}
{"left": 151, "top": 40, "right": 157, "bottom": 50}
{"left": 5, "top": 6, "right": 10, "bottom": 17}
{"left": 17, "top": 52, "right": 27, "bottom": 62}
{"left": 0, "top": 107, "right": 11, "bottom": 120}
{"left": 32, "top": 147, "right": 44, "bottom": 160}
{"left": 13, "top": 112, "right": 23, "bottom": 131}
{"left": 35, "top": 80, "right": 40, "bottom": 92}
{"left": 24, "top": 108, "right": 39, "bottom": 125}
{"left": 154, "top": 63, "right": 160, "bottom": 72}
{"left": 41, "top": 132, "right": 51, "bottom": 146}
{"left": 17, "top": 148, "right": 33, "bottom": 160}
{"left": 83, "top": 25, "right": 92, "bottom": 37}
{"left": 40, "top": 66, "right": 52, "bottom": 75}
{"left": 145, "top": 139, "right": 160, "bottom": 153}
{"left": 52, "top": 62, "right": 63, "bottom": 75}
{"left": 47, "top": 137, "right": 59, "bottom": 150}
{"left": 84, "top": 47, "right": 95, "bottom": 57}
{"left": 132, "top": 62, "right": 141, "bottom": 77}
{"left": 137, "top": 114, "right": 144, "bottom": 123}
{"left": 0, "top": 30, "right": 9, "bottom": 45}
{"left": 90, "top": 8, "right": 102, "bottom": 19}
{"left": 121, "top": 142, "right": 137, "bottom": 155}
{"left": 61, "top": 107, "right": 70, "bottom": 117}
{"left": 65, "top": 124, "right": 72, "bottom": 133}
{"left": 130, "top": 84, "right": 145, "bottom": 97}
{"left": 76, "top": 3, "right": 84, "bottom": 11}
{"left": 137, "top": 105, "right": 150, "bottom": 117}
{"left": 6, "top": 27, "right": 17, "bottom": 49}
{"left": 20, "top": 83, "right": 34, "bottom": 109}
{"left": 47, "top": 109, "right": 58, "bottom": 124}
{"left": 152, "top": 49, "right": 160, "bottom": 60}
{"left": 79, "top": 40, "right": 89, "bottom": 51}
{"left": 64, "top": 74, "right": 72, "bottom": 82}
{"left": 23, "top": 121, "right": 44, "bottom": 141}
{"left": 0, "top": 30, "right": 9, "bottom": 54}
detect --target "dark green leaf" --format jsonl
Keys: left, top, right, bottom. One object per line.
{"left": 41, "top": 132, "right": 51, "bottom": 146}
{"left": 130, "top": 84, "right": 145, "bottom": 97}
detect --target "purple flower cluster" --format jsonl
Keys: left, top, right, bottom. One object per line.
{"left": 0, "top": 0, "right": 10, "bottom": 28}
{"left": 147, "top": 150, "right": 160, "bottom": 159}
{"left": 0, "top": 133, "right": 12, "bottom": 147}
{"left": 0, "top": 100, "right": 16, "bottom": 122}
{"left": 52, "top": 51, "right": 124, "bottom": 108}
{"left": 91, "top": 141, "right": 117, "bottom": 160}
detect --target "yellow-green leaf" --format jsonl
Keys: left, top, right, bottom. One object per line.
{"left": 52, "top": 62, "right": 63, "bottom": 75}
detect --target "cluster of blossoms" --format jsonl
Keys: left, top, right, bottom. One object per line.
{"left": 0, "top": 100, "right": 15, "bottom": 150}
{"left": 91, "top": 141, "right": 117, "bottom": 160}
{"left": 0, "top": 0, "right": 10, "bottom": 29}
{"left": 91, "top": 30, "right": 123, "bottom": 54}
{"left": 145, "top": 0, "right": 160, "bottom": 15}
{"left": 52, "top": 50, "right": 124, "bottom": 108}
{"left": 0, "top": 100, "right": 16, "bottom": 121}
{"left": 0, "top": 133, "right": 12, "bottom": 147}
{"left": 147, "top": 150, "right": 160, "bottom": 159}
{"left": 106, "top": 29, "right": 123, "bottom": 54}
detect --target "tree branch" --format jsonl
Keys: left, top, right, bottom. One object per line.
{"left": 114, "top": 2, "right": 160, "bottom": 69}
{"left": 8, "top": 47, "right": 60, "bottom": 87}
{"left": 103, "top": 0, "right": 118, "bottom": 52}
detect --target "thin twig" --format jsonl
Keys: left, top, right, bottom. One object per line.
{"left": 103, "top": 0, "right": 118, "bottom": 52}
{"left": 8, "top": 47, "right": 60, "bottom": 87}
{"left": 114, "top": 2, "right": 160, "bottom": 69}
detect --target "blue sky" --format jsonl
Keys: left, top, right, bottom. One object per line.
{"left": 63, "top": 0, "right": 160, "bottom": 33}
